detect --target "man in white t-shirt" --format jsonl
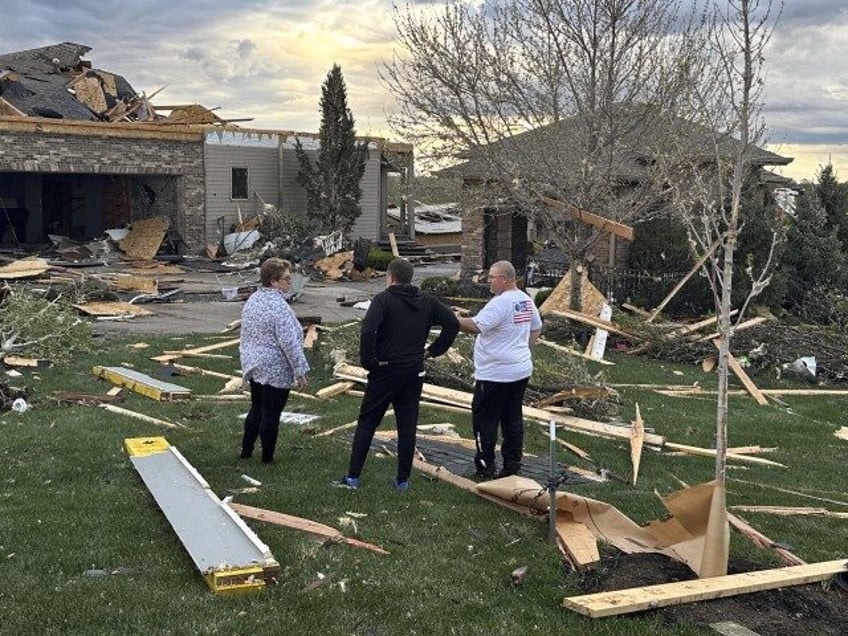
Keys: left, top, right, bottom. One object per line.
{"left": 457, "top": 260, "right": 543, "bottom": 478}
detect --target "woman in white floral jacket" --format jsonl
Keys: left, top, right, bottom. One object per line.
{"left": 239, "top": 258, "right": 310, "bottom": 463}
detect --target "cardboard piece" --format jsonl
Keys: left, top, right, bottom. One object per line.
{"left": 477, "top": 477, "right": 727, "bottom": 578}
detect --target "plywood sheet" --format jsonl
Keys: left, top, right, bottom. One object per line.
{"left": 539, "top": 269, "right": 607, "bottom": 317}
{"left": 119, "top": 216, "right": 170, "bottom": 260}
{"left": 73, "top": 301, "right": 153, "bottom": 317}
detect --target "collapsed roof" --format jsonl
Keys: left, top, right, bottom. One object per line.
{"left": 0, "top": 42, "right": 231, "bottom": 125}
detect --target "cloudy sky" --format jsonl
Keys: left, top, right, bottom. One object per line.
{"left": 1, "top": 0, "right": 846, "bottom": 182}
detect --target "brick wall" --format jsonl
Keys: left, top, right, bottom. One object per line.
{"left": 461, "top": 206, "right": 485, "bottom": 274}
{"left": 0, "top": 129, "right": 206, "bottom": 250}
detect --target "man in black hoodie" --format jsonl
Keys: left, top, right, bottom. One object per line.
{"left": 336, "top": 258, "right": 460, "bottom": 492}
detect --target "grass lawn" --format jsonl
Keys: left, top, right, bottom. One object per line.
{"left": 1, "top": 329, "right": 846, "bottom": 635}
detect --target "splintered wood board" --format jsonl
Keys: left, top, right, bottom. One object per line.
{"left": 562, "top": 559, "right": 848, "bottom": 618}
{"left": 93, "top": 366, "right": 192, "bottom": 401}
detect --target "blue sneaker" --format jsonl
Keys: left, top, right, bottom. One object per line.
{"left": 332, "top": 476, "right": 360, "bottom": 489}
{"left": 393, "top": 479, "right": 409, "bottom": 493}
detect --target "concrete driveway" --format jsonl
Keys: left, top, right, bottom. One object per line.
{"left": 91, "top": 261, "right": 461, "bottom": 336}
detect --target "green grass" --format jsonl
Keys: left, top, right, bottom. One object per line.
{"left": 1, "top": 332, "right": 846, "bottom": 635}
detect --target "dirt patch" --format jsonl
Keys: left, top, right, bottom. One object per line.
{"left": 578, "top": 552, "right": 848, "bottom": 635}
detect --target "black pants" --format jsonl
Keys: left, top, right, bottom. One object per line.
{"left": 347, "top": 367, "right": 423, "bottom": 483}
{"left": 242, "top": 380, "right": 290, "bottom": 462}
{"left": 472, "top": 377, "right": 529, "bottom": 476}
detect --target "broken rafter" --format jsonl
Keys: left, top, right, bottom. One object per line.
{"left": 541, "top": 196, "right": 634, "bottom": 241}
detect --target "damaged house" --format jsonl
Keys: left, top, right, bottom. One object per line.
{"left": 0, "top": 42, "right": 413, "bottom": 254}
{"left": 438, "top": 108, "right": 792, "bottom": 278}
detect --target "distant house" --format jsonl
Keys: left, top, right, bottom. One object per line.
{"left": 386, "top": 202, "right": 462, "bottom": 250}
{"left": 0, "top": 42, "right": 413, "bottom": 252}
{"left": 438, "top": 107, "right": 793, "bottom": 276}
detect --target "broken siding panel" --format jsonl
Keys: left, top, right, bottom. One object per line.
{"left": 204, "top": 144, "right": 279, "bottom": 245}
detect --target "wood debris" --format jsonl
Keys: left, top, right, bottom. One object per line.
{"left": 119, "top": 217, "right": 170, "bottom": 260}
{"left": 562, "top": 559, "right": 847, "bottom": 618}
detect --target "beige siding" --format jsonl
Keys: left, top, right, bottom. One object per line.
{"left": 350, "top": 150, "right": 381, "bottom": 241}
{"left": 204, "top": 143, "right": 279, "bottom": 245}
{"left": 282, "top": 143, "right": 383, "bottom": 241}
{"left": 279, "top": 146, "right": 309, "bottom": 218}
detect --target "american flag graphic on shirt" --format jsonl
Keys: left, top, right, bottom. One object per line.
{"left": 513, "top": 299, "right": 534, "bottom": 324}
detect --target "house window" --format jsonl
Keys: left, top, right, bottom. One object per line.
{"left": 231, "top": 167, "right": 249, "bottom": 200}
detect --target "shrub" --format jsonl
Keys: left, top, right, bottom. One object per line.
{"left": 420, "top": 276, "right": 458, "bottom": 297}
{"left": 533, "top": 288, "right": 552, "bottom": 308}
{"left": 366, "top": 248, "right": 393, "bottom": 271}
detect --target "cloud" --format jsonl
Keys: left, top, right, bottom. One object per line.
{"left": 1, "top": 0, "right": 847, "bottom": 182}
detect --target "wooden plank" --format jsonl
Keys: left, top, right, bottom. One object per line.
{"left": 541, "top": 196, "right": 634, "bottom": 241}
{"left": 630, "top": 404, "right": 644, "bottom": 485}
{"left": 562, "top": 559, "right": 847, "bottom": 618}
{"left": 556, "top": 512, "right": 600, "bottom": 569}
{"left": 663, "top": 442, "right": 785, "bottom": 467}
{"left": 714, "top": 341, "right": 768, "bottom": 406}
{"left": 388, "top": 232, "right": 400, "bottom": 257}
{"left": 759, "top": 389, "right": 848, "bottom": 396}
{"left": 3, "top": 355, "right": 51, "bottom": 368}
{"left": 152, "top": 338, "right": 240, "bottom": 362}
{"left": 168, "top": 363, "right": 241, "bottom": 382}
{"left": 411, "top": 459, "right": 543, "bottom": 521}
{"left": 303, "top": 324, "right": 318, "bottom": 349}
{"left": 671, "top": 311, "right": 737, "bottom": 337}
{"left": 546, "top": 309, "right": 634, "bottom": 339}
{"left": 729, "top": 506, "right": 848, "bottom": 519}
{"left": 315, "top": 381, "right": 356, "bottom": 399}
{"left": 647, "top": 238, "right": 721, "bottom": 323}
{"left": 697, "top": 317, "right": 769, "bottom": 342}
{"left": 100, "top": 403, "right": 187, "bottom": 429}
{"left": 334, "top": 362, "right": 664, "bottom": 445}
{"left": 726, "top": 512, "right": 807, "bottom": 566}
{"left": 537, "top": 338, "right": 615, "bottom": 365}
{"left": 229, "top": 503, "right": 389, "bottom": 555}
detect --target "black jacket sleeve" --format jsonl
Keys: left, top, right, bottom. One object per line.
{"left": 359, "top": 295, "right": 385, "bottom": 371}
{"left": 425, "top": 296, "right": 460, "bottom": 358}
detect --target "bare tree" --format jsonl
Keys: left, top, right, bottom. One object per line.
{"left": 381, "top": 0, "right": 709, "bottom": 305}
{"left": 660, "top": 0, "right": 784, "bottom": 576}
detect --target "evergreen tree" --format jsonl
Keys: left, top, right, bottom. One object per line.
{"left": 781, "top": 187, "right": 846, "bottom": 314}
{"left": 814, "top": 163, "right": 848, "bottom": 246}
{"left": 295, "top": 65, "right": 368, "bottom": 236}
